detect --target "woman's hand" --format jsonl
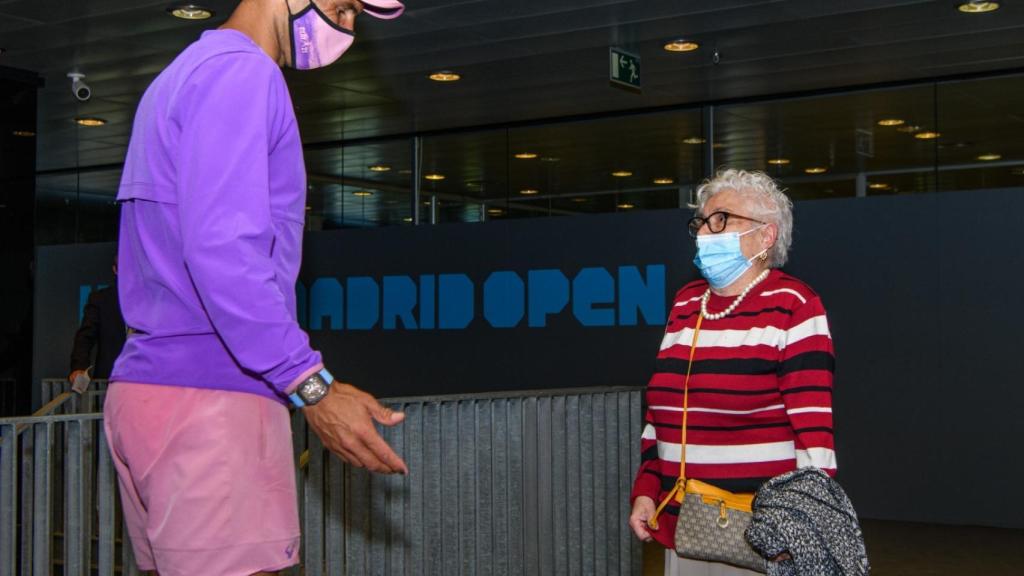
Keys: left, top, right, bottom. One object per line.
{"left": 629, "top": 496, "right": 656, "bottom": 542}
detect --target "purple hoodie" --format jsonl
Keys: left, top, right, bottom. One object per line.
{"left": 111, "top": 29, "right": 321, "bottom": 402}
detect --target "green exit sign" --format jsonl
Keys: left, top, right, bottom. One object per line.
{"left": 609, "top": 48, "right": 641, "bottom": 92}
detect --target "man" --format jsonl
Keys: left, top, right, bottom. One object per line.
{"left": 68, "top": 259, "right": 126, "bottom": 392}
{"left": 104, "top": 1, "right": 407, "bottom": 574}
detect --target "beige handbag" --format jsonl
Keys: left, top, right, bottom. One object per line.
{"left": 647, "top": 313, "right": 767, "bottom": 573}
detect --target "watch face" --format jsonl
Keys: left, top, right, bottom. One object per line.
{"left": 300, "top": 374, "right": 330, "bottom": 404}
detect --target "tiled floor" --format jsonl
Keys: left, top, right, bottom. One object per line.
{"left": 643, "top": 519, "right": 1024, "bottom": 575}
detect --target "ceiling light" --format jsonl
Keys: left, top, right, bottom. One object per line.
{"left": 75, "top": 117, "right": 106, "bottom": 127}
{"left": 767, "top": 158, "right": 790, "bottom": 166}
{"left": 519, "top": 189, "right": 539, "bottom": 195}
{"left": 166, "top": 4, "right": 214, "bottom": 19}
{"left": 712, "top": 143, "right": 727, "bottom": 149}
{"left": 682, "top": 137, "right": 706, "bottom": 145}
{"left": 571, "top": 197, "right": 589, "bottom": 203}
{"left": 424, "top": 173, "right": 445, "bottom": 181}
{"left": 487, "top": 208, "right": 504, "bottom": 216}
{"left": 353, "top": 190, "right": 373, "bottom": 197}
{"left": 977, "top": 153, "right": 1002, "bottom": 161}
{"left": 617, "top": 203, "right": 635, "bottom": 209}
{"left": 514, "top": 152, "right": 538, "bottom": 159}
{"left": 868, "top": 182, "right": 891, "bottom": 190}
{"left": 305, "top": 206, "right": 312, "bottom": 211}
{"left": 664, "top": 39, "right": 700, "bottom": 52}
{"left": 368, "top": 164, "right": 391, "bottom": 172}
{"left": 402, "top": 217, "right": 413, "bottom": 222}
{"left": 12, "top": 130, "right": 35, "bottom": 137}
{"left": 877, "top": 118, "right": 905, "bottom": 127}
{"left": 540, "top": 156, "right": 560, "bottom": 163}
{"left": 896, "top": 125, "right": 921, "bottom": 133}
{"left": 804, "top": 167, "right": 828, "bottom": 174}
{"left": 1012, "top": 168, "right": 1024, "bottom": 176}
{"left": 957, "top": 1, "right": 1000, "bottom": 13}
{"left": 653, "top": 178, "right": 675, "bottom": 185}
{"left": 914, "top": 131, "right": 941, "bottom": 140}
{"left": 428, "top": 71, "right": 461, "bottom": 82}
{"left": 611, "top": 170, "right": 633, "bottom": 177}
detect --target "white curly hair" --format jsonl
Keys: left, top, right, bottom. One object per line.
{"left": 695, "top": 169, "right": 794, "bottom": 268}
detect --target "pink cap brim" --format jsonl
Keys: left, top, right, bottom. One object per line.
{"left": 362, "top": 0, "right": 404, "bottom": 19}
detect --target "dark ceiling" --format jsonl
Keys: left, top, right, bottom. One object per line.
{"left": 3, "top": 0, "right": 1024, "bottom": 173}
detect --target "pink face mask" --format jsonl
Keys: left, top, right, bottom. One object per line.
{"left": 287, "top": 0, "right": 355, "bottom": 70}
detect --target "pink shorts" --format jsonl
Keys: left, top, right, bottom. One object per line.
{"left": 103, "top": 382, "right": 301, "bottom": 576}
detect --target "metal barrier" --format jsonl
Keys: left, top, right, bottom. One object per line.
{"left": 2, "top": 383, "right": 644, "bottom": 575}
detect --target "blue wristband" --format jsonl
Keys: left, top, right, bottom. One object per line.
{"left": 289, "top": 368, "right": 334, "bottom": 408}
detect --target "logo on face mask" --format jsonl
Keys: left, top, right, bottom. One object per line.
{"left": 287, "top": 1, "right": 355, "bottom": 70}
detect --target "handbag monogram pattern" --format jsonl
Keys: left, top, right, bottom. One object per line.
{"left": 676, "top": 491, "right": 765, "bottom": 572}
{"left": 648, "top": 313, "right": 768, "bottom": 573}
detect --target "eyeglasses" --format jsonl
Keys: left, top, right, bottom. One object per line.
{"left": 687, "top": 211, "right": 765, "bottom": 238}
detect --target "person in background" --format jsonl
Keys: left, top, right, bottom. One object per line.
{"left": 68, "top": 257, "right": 126, "bottom": 392}
{"left": 629, "top": 169, "right": 837, "bottom": 576}
{"left": 103, "top": 1, "right": 407, "bottom": 575}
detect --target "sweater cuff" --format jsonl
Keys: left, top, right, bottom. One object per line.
{"left": 631, "top": 468, "right": 662, "bottom": 504}
{"left": 283, "top": 363, "right": 325, "bottom": 395}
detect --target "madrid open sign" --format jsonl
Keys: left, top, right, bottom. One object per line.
{"left": 610, "top": 47, "right": 641, "bottom": 92}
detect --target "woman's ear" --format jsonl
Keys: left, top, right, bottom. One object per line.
{"left": 763, "top": 224, "right": 778, "bottom": 251}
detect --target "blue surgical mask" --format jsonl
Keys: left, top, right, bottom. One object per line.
{"left": 693, "top": 226, "right": 768, "bottom": 289}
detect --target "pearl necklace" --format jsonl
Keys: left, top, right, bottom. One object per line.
{"left": 700, "top": 269, "right": 770, "bottom": 320}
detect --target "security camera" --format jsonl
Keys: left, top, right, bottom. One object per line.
{"left": 67, "top": 72, "right": 91, "bottom": 102}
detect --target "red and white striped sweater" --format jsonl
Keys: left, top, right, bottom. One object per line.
{"left": 632, "top": 269, "right": 836, "bottom": 549}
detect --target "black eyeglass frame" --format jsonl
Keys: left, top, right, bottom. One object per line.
{"left": 687, "top": 211, "right": 766, "bottom": 238}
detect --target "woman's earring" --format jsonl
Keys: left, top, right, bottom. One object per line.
{"left": 759, "top": 251, "right": 769, "bottom": 262}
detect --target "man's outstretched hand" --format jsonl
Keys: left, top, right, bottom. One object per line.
{"left": 303, "top": 383, "right": 408, "bottom": 475}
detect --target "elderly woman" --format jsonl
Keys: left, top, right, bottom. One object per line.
{"left": 628, "top": 169, "right": 836, "bottom": 575}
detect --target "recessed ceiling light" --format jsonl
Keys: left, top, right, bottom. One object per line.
{"left": 429, "top": 71, "right": 461, "bottom": 82}
{"left": 914, "top": 131, "right": 941, "bottom": 140}
{"left": 1012, "top": 167, "right": 1024, "bottom": 176}
{"left": 540, "top": 156, "right": 561, "bottom": 163}
{"left": 305, "top": 206, "right": 312, "bottom": 211}
{"left": 767, "top": 158, "right": 790, "bottom": 166}
{"left": 571, "top": 197, "right": 589, "bottom": 203}
{"left": 75, "top": 117, "right": 106, "bottom": 127}
{"left": 868, "top": 182, "right": 891, "bottom": 190}
{"left": 611, "top": 170, "right": 633, "bottom": 177}
{"left": 977, "top": 153, "right": 1002, "bottom": 161}
{"left": 804, "top": 167, "right": 828, "bottom": 174}
{"left": 896, "top": 125, "right": 921, "bottom": 134}
{"left": 368, "top": 164, "right": 391, "bottom": 172}
{"left": 12, "top": 130, "right": 35, "bottom": 137}
{"left": 424, "top": 173, "right": 445, "bottom": 181}
{"left": 402, "top": 217, "right": 413, "bottom": 222}
{"left": 664, "top": 39, "right": 700, "bottom": 52}
{"left": 712, "top": 142, "right": 727, "bottom": 149}
{"left": 519, "top": 189, "right": 540, "bottom": 195}
{"left": 682, "top": 137, "right": 706, "bottom": 145}
{"left": 166, "top": 4, "right": 214, "bottom": 19}
{"left": 957, "top": 1, "right": 1000, "bottom": 13}
{"left": 487, "top": 208, "right": 504, "bottom": 215}
{"left": 877, "top": 118, "right": 905, "bottom": 127}
{"left": 653, "top": 178, "right": 675, "bottom": 185}
{"left": 617, "top": 203, "right": 635, "bottom": 209}
{"left": 514, "top": 152, "right": 538, "bottom": 159}
{"left": 353, "top": 190, "right": 373, "bottom": 197}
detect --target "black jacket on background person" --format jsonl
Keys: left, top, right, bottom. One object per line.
{"left": 69, "top": 286, "right": 126, "bottom": 379}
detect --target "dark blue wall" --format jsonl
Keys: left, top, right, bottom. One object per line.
{"left": 32, "top": 187, "right": 1024, "bottom": 528}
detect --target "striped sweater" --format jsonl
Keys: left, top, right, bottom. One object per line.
{"left": 632, "top": 269, "right": 836, "bottom": 550}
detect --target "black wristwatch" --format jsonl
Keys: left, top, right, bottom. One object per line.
{"left": 288, "top": 368, "right": 334, "bottom": 407}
